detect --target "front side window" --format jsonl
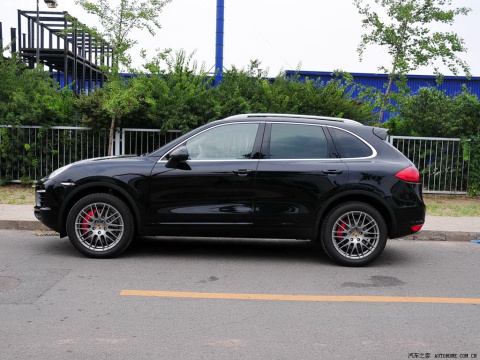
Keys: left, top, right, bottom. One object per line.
{"left": 185, "top": 123, "right": 259, "bottom": 160}
{"left": 268, "top": 124, "right": 328, "bottom": 159}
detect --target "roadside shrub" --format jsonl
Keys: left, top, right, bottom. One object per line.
{"left": 0, "top": 54, "right": 76, "bottom": 126}
{"left": 386, "top": 86, "right": 480, "bottom": 138}
{"left": 462, "top": 136, "right": 480, "bottom": 196}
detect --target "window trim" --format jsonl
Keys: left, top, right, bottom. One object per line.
{"left": 261, "top": 122, "right": 376, "bottom": 161}
{"left": 326, "top": 125, "right": 377, "bottom": 160}
{"left": 263, "top": 122, "right": 331, "bottom": 160}
{"left": 158, "top": 121, "right": 377, "bottom": 162}
{"left": 159, "top": 122, "right": 264, "bottom": 162}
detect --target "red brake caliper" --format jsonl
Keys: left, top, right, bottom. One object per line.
{"left": 336, "top": 221, "right": 347, "bottom": 237}
{"left": 81, "top": 209, "right": 97, "bottom": 235}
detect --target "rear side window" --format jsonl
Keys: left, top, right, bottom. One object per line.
{"left": 328, "top": 127, "right": 373, "bottom": 158}
{"left": 268, "top": 124, "right": 328, "bottom": 159}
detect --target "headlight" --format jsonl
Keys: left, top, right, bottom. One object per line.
{"left": 47, "top": 164, "right": 73, "bottom": 180}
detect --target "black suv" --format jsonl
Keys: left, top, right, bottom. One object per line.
{"left": 35, "top": 114, "right": 425, "bottom": 266}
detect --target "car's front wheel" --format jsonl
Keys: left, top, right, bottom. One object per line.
{"left": 321, "top": 202, "right": 387, "bottom": 266}
{"left": 66, "top": 193, "right": 135, "bottom": 258}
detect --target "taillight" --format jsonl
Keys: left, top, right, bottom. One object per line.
{"left": 411, "top": 224, "right": 423, "bottom": 232}
{"left": 395, "top": 166, "right": 421, "bottom": 183}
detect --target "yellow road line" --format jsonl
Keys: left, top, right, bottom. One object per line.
{"left": 120, "top": 290, "right": 480, "bottom": 304}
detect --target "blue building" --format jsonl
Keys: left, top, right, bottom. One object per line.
{"left": 285, "top": 70, "right": 480, "bottom": 121}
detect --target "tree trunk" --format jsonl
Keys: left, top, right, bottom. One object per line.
{"left": 378, "top": 73, "right": 396, "bottom": 127}
{"left": 108, "top": 116, "right": 116, "bottom": 156}
{"left": 377, "top": 18, "right": 408, "bottom": 127}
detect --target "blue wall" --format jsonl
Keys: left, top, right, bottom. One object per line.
{"left": 285, "top": 70, "right": 480, "bottom": 122}
{"left": 286, "top": 70, "right": 480, "bottom": 96}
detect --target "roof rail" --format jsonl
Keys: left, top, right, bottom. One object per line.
{"left": 226, "top": 113, "right": 362, "bottom": 125}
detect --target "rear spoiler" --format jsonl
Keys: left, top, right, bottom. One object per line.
{"left": 373, "top": 127, "right": 389, "bottom": 141}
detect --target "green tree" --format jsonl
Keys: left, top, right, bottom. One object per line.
{"left": 73, "top": 0, "right": 172, "bottom": 154}
{"left": 74, "top": 0, "right": 172, "bottom": 73}
{"left": 144, "top": 50, "right": 217, "bottom": 133}
{"left": 77, "top": 74, "right": 155, "bottom": 156}
{"left": 354, "top": 0, "right": 471, "bottom": 125}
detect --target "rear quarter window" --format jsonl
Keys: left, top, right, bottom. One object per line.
{"left": 328, "top": 127, "right": 373, "bottom": 158}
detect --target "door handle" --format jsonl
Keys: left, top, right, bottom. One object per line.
{"left": 233, "top": 169, "right": 254, "bottom": 176}
{"left": 323, "top": 170, "right": 343, "bottom": 175}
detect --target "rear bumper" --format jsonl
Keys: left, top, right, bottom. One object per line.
{"left": 389, "top": 206, "right": 426, "bottom": 239}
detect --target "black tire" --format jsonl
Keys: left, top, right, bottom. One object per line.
{"left": 321, "top": 202, "right": 387, "bottom": 267}
{"left": 66, "top": 193, "right": 135, "bottom": 258}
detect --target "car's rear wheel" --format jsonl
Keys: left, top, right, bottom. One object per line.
{"left": 66, "top": 193, "right": 134, "bottom": 258}
{"left": 321, "top": 202, "right": 387, "bottom": 266}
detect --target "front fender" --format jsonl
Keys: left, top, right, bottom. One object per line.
{"left": 58, "top": 179, "right": 147, "bottom": 237}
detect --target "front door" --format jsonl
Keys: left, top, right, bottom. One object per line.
{"left": 149, "top": 122, "right": 263, "bottom": 234}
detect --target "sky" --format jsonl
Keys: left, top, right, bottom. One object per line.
{"left": 1, "top": 0, "right": 479, "bottom": 77}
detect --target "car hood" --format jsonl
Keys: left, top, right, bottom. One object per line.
{"left": 43, "top": 155, "right": 159, "bottom": 183}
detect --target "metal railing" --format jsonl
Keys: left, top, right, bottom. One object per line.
{"left": 121, "top": 128, "right": 182, "bottom": 156}
{"left": 0, "top": 125, "right": 181, "bottom": 182}
{"left": 0, "top": 126, "right": 471, "bottom": 194}
{"left": 389, "top": 136, "right": 469, "bottom": 194}
{"left": 0, "top": 125, "right": 111, "bottom": 182}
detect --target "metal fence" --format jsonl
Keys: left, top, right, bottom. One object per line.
{"left": 0, "top": 126, "right": 471, "bottom": 194}
{"left": 389, "top": 136, "right": 470, "bottom": 194}
{"left": 121, "top": 128, "right": 182, "bottom": 156}
{"left": 0, "top": 125, "right": 110, "bottom": 182}
{"left": 0, "top": 125, "right": 181, "bottom": 182}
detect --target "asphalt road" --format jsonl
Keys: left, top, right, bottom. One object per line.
{"left": 0, "top": 229, "right": 479, "bottom": 360}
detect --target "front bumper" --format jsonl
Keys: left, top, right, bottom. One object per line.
{"left": 34, "top": 182, "right": 63, "bottom": 234}
{"left": 34, "top": 205, "right": 61, "bottom": 233}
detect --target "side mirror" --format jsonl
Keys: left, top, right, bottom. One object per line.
{"left": 166, "top": 146, "right": 190, "bottom": 169}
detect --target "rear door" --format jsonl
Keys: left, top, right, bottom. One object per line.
{"left": 253, "top": 122, "right": 348, "bottom": 238}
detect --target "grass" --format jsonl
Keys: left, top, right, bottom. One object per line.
{"left": 0, "top": 184, "right": 36, "bottom": 205}
{"left": 0, "top": 184, "right": 479, "bottom": 216}
{"left": 423, "top": 194, "right": 480, "bottom": 217}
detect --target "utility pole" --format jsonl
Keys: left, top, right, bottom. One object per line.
{"left": 36, "top": 0, "right": 40, "bottom": 67}
{"left": 214, "top": 0, "right": 224, "bottom": 85}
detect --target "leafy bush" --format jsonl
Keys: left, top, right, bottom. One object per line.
{"left": 385, "top": 86, "right": 480, "bottom": 195}
{"left": 76, "top": 54, "right": 376, "bottom": 134}
{"left": 0, "top": 54, "right": 76, "bottom": 126}
{"left": 386, "top": 86, "right": 480, "bottom": 138}
{"left": 462, "top": 136, "right": 480, "bottom": 196}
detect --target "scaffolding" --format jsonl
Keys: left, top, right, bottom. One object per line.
{"left": 17, "top": 10, "right": 113, "bottom": 94}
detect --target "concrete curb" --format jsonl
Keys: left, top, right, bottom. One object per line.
{"left": 0, "top": 220, "right": 49, "bottom": 231}
{"left": 398, "top": 230, "right": 480, "bottom": 242}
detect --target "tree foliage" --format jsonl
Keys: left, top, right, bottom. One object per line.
{"left": 75, "top": 54, "right": 376, "bottom": 136}
{"left": 386, "top": 86, "right": 480, "bottom": 138}
{"left": 354, "top": 0, "right": 471, "bottom": 125}
{"left": 74, "top": 0, "right": 172, "bottom": 72}
{"left": 212, "top": 61, "right": 375, "bottom": 124}
{"left": 72, "top": 0, "right": 172, "bottom": 154}
{"left": 0, "top": 54, "right": 76, "bottom": 126}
